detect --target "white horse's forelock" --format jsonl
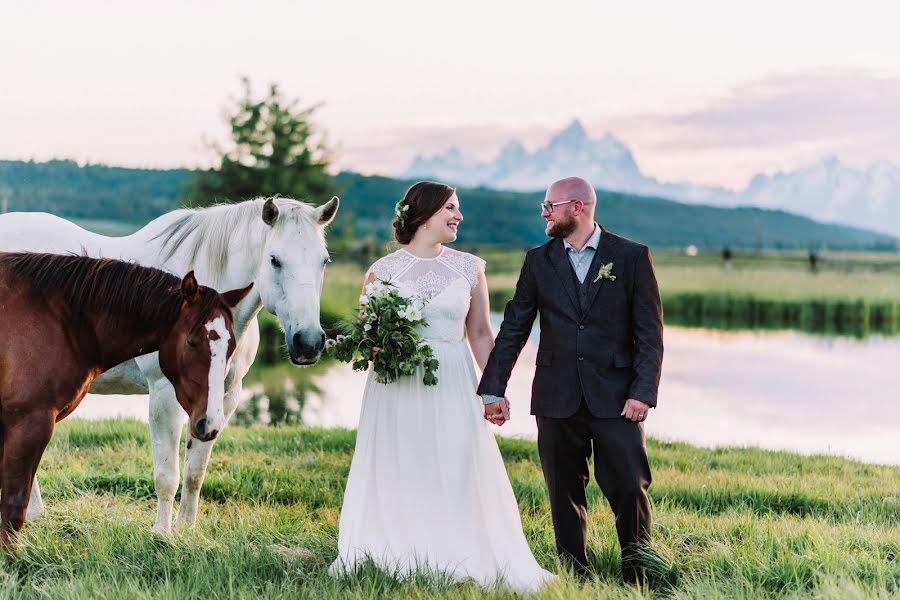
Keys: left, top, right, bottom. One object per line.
{"left": 152, "top": 197, "right": 324, "bottom": 286}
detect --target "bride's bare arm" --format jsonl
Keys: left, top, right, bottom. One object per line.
{"left": 465, "top": 270, "right": 495, "bottom": 372}
{"left": 360, "top": 270, "right": 376, "bottom": 296}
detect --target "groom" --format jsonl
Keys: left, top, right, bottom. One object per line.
{"left": 477, "top": 177, "right": 663, "bottom": 583}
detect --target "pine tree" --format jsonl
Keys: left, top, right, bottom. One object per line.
{"left": 185, "top": 77, "right": 332, "bottom": 206}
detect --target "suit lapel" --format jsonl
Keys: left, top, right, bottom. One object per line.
{"left": 581, "top": 229, "right": 620, "bottom": 319}
{"left": 548, "top": 239, "right": 580, "bottom": 315}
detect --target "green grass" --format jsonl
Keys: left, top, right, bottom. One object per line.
{"left": 653, "top": 257, "right": 900, "bottom": 302}
{"left": 313, "top": 253, "right": 900, "bottom": 338}
{"left": 5, "top": 419, "right": 899, "bottom": 598}
{"left": 646, "top": 252, "right": 900, "bottom": 335}
{"left": 481, "top": 250, "right": 900, "bottom": 302}
{"left": 70, "top": 219, "right": 143, "bottom": 237}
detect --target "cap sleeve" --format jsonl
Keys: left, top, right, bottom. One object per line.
{"left": 455, "top": 252, "right": 485, "bottom": 291}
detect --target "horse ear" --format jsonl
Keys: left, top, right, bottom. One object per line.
{"left": 221, "top": 282, "right": 253, "bottom": 309}
{"left": 316, "top": 196, "right": 339, "bottom": 225}
{"left": 262, "top": 198, "right": 279, "bottom": 226}
{"left": 181, "top": 271, "right": 200, "bottom": 304}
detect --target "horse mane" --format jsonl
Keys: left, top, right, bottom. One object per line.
{"left": 0, "top": 253, "right": 217, "bottom": 326}
{"left": 152, "top": 197, "right": 322, "bottom": 285}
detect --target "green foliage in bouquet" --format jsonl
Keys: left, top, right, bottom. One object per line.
{"left": 326, "top": 280, "right": 439, "bottom": 386}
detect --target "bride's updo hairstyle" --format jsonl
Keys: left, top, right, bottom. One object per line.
{"left": 392, "top": 181, "right": 456, "bottom": 244}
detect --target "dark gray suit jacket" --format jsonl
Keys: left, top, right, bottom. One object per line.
{"left": 477, "top": 229, "right": 664, "bottom": 418}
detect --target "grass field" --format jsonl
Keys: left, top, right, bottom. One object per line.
{"left": 313, "top": 251, "right": 900, "bottom": 337}
{"left": 5, "top": 419, "right": 898, "bottom": 598}
{"left": 474, "top": 249, "right": 900, "bottom": 302}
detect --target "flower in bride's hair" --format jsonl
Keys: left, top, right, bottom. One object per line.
{"left": 395, "top": 200, "right": 410, "bottom": 225}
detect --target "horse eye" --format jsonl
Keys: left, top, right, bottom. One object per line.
{"left": 323, "top": 257, "right": 332, "bottom": 267}
{"left": 187, "top": 339, "right": 199, "bottom": 349}
{"left": 270, "top": 255, "right": 281, "bottom": 269}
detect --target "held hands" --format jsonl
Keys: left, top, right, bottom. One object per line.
{"left": 622, "top": 399, "right": 651, "bottom": 422}
{"left": 484, "top": 398, "right": 511, "bottom": 426}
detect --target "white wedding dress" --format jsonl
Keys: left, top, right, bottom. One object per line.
{"left": 330, "top": 246, "right": 556, "bottom": 592}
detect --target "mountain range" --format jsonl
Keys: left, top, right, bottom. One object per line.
{"left": 402, "top": 120, "right": 900, "bottom": 238}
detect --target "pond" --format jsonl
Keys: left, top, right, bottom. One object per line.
{"left": 76, "top": 316, "right": 900, "bottom": 466}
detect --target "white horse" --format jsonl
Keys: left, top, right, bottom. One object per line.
{"left": 0, "top": 196, "right": 338, "bottom": 533}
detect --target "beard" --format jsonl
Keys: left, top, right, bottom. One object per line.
{"left": 547, "top": 216, "right": 577, "bottom": 239}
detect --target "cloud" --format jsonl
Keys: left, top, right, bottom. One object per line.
{"left": 625, "top": 69, "right": 900, "bottom": 153}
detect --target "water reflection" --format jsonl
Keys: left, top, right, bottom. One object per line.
{"left": 233, "top": 360, "right": 330, "bottom": 426}
{"left": 651, "top": 328, "right": 900, "bottom": 464}
{"left": 231, "top": 381, "right": 305, "bottom": 426}
{"left": 74, "top": 319, "right": 900, "bottom": 466}
{"left": 298, "top": 324, "right": 900, "bottom": 466}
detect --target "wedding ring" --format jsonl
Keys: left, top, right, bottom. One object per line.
{"left": 638, "top": 413, "right": 645, "bottom": 419}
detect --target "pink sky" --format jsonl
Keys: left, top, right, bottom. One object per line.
{"left": 2, "top": 1, "right": 899, "bottom": 188}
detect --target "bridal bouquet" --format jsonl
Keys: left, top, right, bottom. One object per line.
{"left": 326, "top": 280, "right": 440, "bottom": 386}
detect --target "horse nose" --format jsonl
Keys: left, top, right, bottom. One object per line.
{"left": 193, "top": 418, "right": 219, "bottom": 442}
{"left": 290, "top": 330, "right": 324, "bottom": 364}
{"left": 292, "top": 331, "right": 325, "bottom": 352}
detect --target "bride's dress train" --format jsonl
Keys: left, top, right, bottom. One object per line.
{"left": 329, "top": 247, "right": 556, "bottom": 592}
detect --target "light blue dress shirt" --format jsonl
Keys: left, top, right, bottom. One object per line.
{"left": 563, "top": 224, "right": 602, "bottom": 283}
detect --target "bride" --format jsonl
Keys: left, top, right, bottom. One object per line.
{"left": 330, "top": 181, "right": 556, "bottom": 591}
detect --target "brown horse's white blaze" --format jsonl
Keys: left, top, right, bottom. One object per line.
{"left": 203, "top": 316, "right": 232, "bottom": 438}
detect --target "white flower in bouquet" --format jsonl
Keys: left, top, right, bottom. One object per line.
{"left": 365, "top": 280, "right": 390, "bottom": 298}
{"left": 397, "top": 304, "right": 423, "bottom": 322}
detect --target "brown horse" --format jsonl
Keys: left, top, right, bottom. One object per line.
{"left": 0, "top": 252, "right": 252, "bottom": 543}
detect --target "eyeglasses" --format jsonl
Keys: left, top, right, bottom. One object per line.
{"left": 540, "top": 199, "right": 579, "bottom": 213}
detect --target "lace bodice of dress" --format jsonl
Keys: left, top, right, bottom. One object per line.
{"left": 367, "top": 247, "right": 486, "bottom": 342}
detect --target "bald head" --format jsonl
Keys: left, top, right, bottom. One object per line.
{"left": 546, "top": 177, "right": 596, "bottom": 215}
{"left": 542, "top": 177, "right": 599, "bottom": 242}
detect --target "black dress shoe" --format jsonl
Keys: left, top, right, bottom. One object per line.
{"left": 622, "top": 563, "right": 648, "bottom": 586}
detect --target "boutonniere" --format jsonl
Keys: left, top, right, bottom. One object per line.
{"left": 592, "top": 262, "right": 616, "bottom": 283}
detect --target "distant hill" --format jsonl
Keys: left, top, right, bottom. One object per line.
{"left": 334, "top": 173, "right": 897, "bottom": 250}
{"left": 0, "top": 159, "right": 190, "bottom": 223}
{"left": 0, "top": 159, "right": 896, "bottom": 250}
